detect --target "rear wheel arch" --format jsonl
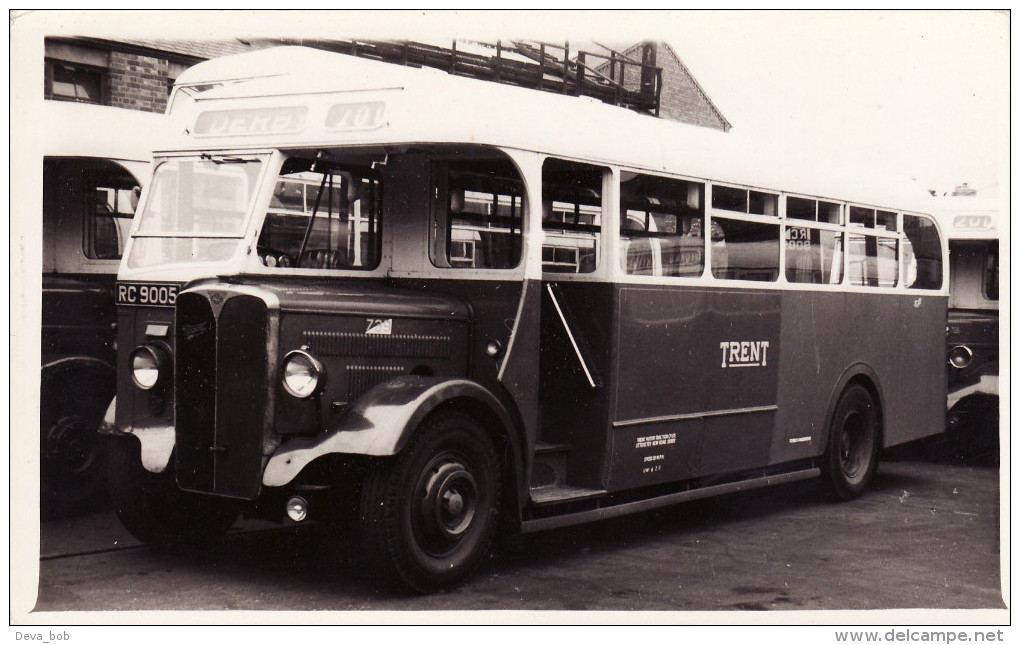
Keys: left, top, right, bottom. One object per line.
{"left": 822, "top": 365, "right": 885, "bottom": 455}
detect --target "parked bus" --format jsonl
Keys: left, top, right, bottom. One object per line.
{"left": 935, "top": 193, "right": 999, "bottom": 434}
{"left": 106, "top": 47, "right": 948, "bottom": 592}
{"left": 40, "top": 101, "right": 158, "bottom": 510}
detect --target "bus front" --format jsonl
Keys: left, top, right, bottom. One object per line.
{"left": 109, "top": 72, "right": 534, "bottom": 592}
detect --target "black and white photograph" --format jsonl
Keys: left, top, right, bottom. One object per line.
{"left": 9, "top": 8, "right": 1009, "bottom": 637}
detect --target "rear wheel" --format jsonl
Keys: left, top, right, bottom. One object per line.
{"left": 822, "top": 385, "right": 880, "bottom": 501}
{"left": 359, "top": 411, "right": 500, "bottom": 593}
{"left": 108, "top": 437, "right": 240, "bottom": 546}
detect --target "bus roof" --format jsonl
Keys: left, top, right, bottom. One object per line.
{"left": 40, "top": 100, "right": 163, "bottom": 163}
{"left": 168, "top": 46, "right": 934, "bottom": 214}
{"left": 932, "top": 195, "right": 1000, "bottom": 240}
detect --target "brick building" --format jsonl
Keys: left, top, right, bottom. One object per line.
{"left": 43, "top": 37, "right": 730, "bottom": 130}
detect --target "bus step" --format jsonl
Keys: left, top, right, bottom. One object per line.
{"left": 531, "top": 442, "right": 571, "bottom": 488}
{"left": 530, "top": 485, "right": 607, "bottom": 506}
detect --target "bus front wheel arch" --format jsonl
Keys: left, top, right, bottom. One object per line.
{"left": 821, "top": 384, "right": 881, "bottom": 501}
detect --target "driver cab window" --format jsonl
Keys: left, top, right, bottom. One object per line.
{"left": 257, "top": 157, "right": 382, "bottom": 270}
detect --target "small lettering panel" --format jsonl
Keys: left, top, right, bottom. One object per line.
{"left": 116, "top": 282, "right": 180, "bottom": 307}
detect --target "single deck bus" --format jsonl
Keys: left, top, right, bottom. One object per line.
{"left": 39, "top": 101, "right": 159, "bottom": 509}
{"left": 935, "top": 193, "right": 999, "bottom": 432}
{"left": 106, "top": 47, "right": 948, "bottom": 592}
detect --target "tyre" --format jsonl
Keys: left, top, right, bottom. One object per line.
{"left": 822, "top": 384, "right": 880, "bottom": 501}
{"left": 40, "top": 374, "right": 114, "bottom": 512}
{"left": 359, "top": 411, "right": 501, "bottom": 593}
{"left": 108, "top": 436, "right": 240, "bottom": 547}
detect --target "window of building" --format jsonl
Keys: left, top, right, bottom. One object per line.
{"left": 45, "top": 60, "right": 105, "bottom": 104}
{"left": 542, "top": 159, "right": 605, "bottom": 274}
{"left": 619, "top": 172, "right": 705, "bottom": 277}
{"left": 431, "top": 158, "right": 523, "bottom": 270}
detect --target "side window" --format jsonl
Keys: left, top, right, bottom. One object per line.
{"left": 785, "top": 197, "right": 844, "bottom": 284}
{"left": 984, "top": 242, "right": 999, "bottom": 301}
{"left": 430, "top": 159, "right": 524, "bottom": 270}
{"left": 84, "top": 169, "right": 139, "bottom": 260}
{"left": 258, "top": 158, "right": 382, "bottom": 270}
{"left": 619, "top": 173, "right": 705, "bottom": 277}
{"left": 710, "top": 185, "right": 780, "bottom": 282}
{"left": 542, "top": 159, "right": 605, "bottom": 274}
{"left": 847, "top": 207, "right": 899, "bottom": 288}
{"left": 902, "top": 213, "right": 944, "bottom": 290}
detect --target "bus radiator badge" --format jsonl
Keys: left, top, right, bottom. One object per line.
{"left": 366, "top": 318, "right": 393, "bottom": 335}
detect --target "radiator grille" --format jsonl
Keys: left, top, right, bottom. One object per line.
{"left": 176, "top": 291, "right": 267, "bottom": 499}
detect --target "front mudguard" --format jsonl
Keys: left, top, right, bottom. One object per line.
{"left": 98, "top": 398, "right": 175, "bottom": 474}
{"left": 263, "top": 376, "right": 518, "bottom": 488}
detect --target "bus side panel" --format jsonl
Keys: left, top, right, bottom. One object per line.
{"left": 770, "top": 291, "right": 947, "bottom": 465}
{"left": 609, "top": 286, "right": 780, "bottom": 491}
{"left": 884, "top": 294, "right": 947, "bottom": 447}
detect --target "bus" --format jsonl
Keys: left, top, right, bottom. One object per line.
{"left": 934, "top": 192, "right": 999, "bottom": 436}
{"left": 40, "top": 101, "right": 159, "bottom": 510}
{"left": 106, "top": 47, "right": 948, "bottom": 592}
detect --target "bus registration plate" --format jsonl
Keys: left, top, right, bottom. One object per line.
{"left": 117, "top": 282, "right": 180, "bottom": 307}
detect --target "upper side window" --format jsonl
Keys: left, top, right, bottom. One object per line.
{"left": 785, "top": 197, "right": 844, "bottom": 285}
{"left": 902, "top": 214, "right": 944, "bottom": 290}
{"left": 431, "top": 158, "right": 524, "bottom": 270}
{"left": 84, "top": 169, "right": 139, "bottom": 260}
{"left": 258, "top": 157, "right": 382, "bottom": 271}
{"left": 45, "top": 59, "right": 105, "bottom": 104}
{"left": 619, "top": 172, "right": 705, "bottom": 277}
{"left": 542, "top": 159, "right": 605, "bottom": 274}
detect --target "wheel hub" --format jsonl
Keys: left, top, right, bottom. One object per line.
{"left": 44, "top": 416, "right": 98, "bottom": 475}
{"left": 418, "top": 459, "right": 478, "bottom": 543}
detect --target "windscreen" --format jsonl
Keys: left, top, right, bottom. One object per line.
{"left": 126, "top": 156, "right": 263, "bottom": 269}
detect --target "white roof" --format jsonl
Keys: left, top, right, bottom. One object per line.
{"left": 39, "top": 101, "right": 164, "bottom": 163}
{"left": 167, "top": 46, "right": 934, "bottom": 214}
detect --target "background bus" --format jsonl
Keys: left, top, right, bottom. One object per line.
{"left": 40, "top": 101, "right": 159, "bottom": 513}
{"left": 933, "top": 189, "right": 1000, "bottom": 461}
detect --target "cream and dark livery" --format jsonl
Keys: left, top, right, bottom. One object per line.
{"left": 107, "top": 47, "right": 949, "bottom": 591}
{"left": 934, "top": 196, "right": 999, "bottom": 433}
{"left": 39, "top": 101, "right": 158, "bottom": 510}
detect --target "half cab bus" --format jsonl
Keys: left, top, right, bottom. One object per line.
{"left": 40, "top": 101, "right": 158, "bottom": 509}
{"left": 108, "top": 47, "right": 949, "bottom": 592}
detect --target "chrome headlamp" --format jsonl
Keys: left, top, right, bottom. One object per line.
{"left": 948, "top": 345, "right": 973, "bottom": 370}
{"left": 281, "top": 348, "right": 327, "bottom": 399}
{"left": 129, "top": 343, "right": 172, "bottom": 390}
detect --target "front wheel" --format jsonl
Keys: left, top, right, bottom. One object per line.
{"left": 822, "top": 384, "right": 880, "bottom": 501}
{"left": 359, "top": 411, "right": 501, "bottom": 593}
{"left": 108, "top": 436, "right": 240, "bottom": 547}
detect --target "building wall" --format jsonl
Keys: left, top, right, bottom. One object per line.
{"left": 599, "top": 42, "right": 730, "bottom": 132}
{"left": 107, "top": 51, "right": 168, "bottom": 113}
